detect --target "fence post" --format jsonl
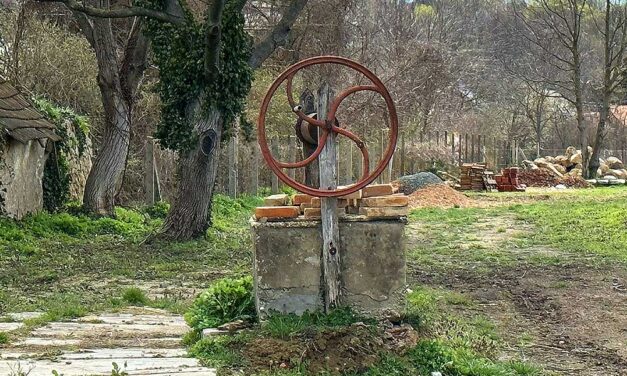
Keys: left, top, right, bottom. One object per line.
{"left": 400, "top": 133, "right": 406, "bottom": 176}
{"left": 228, "top": 132, "right": 239, "bottom": 198}
{"left": 144, "top": 136, "right": 156, "bottom": 205}
{"left": 251, "top": 143, "right": 259, "bottom": 196}
{"left": 271, "top": 137, "right": 279, "bottom": 194}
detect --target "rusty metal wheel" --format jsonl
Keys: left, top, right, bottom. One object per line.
{"left": 257, "top": 56, "right": 398, "bottom": 197}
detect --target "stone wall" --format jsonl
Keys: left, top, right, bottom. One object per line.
{"left": 0, "top": 138, "right": 48, "bottom": 219}
{"left": 252, "top": 218, "right": 407, "bottom": 319}
{"left": 62, "top": 119, "right": 92, "bottom": 201}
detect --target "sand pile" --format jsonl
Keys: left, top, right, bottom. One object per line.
{"left": 408, "top": 184, "right": 472, "bottom": 209}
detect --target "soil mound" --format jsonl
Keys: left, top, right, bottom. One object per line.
{"left": 408, "top": 184, "right": 472, "bottom": 209}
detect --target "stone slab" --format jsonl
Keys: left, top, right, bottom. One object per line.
{"left": 252, "top": 219, "right": 406, "bottom": 318}
{"left": 359, "top": 206, "right": 408, "bottom": 218}
{"left": 337, "top": 186, "right": 362, "bottom": 199}
{"left": 0, "top": 322, "right": 23, "bottom": 331}
{"left": 303, "top": 207, "right": 346, "bottom": 219}
{"left": 360, "top": 195, "right": 408, "bottom": 207}
{"left": 362, "top": 184, "right": 394, "bottom": 198}
{"left": 292, "top": 194, "right": 313, "bottom": 205}
{"left": 263, "top": 194, "right": 290, "bottom": 206}
{"left": 310, "top": 197, "right": 348, "bottom": 208}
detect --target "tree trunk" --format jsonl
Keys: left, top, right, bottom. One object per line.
{"left": 159, "top": 106, "right": 223, "bottom": 241}
{"left": 82, "top": 18, "right": 133, "bottom": 216}
{"left": 83, "top": 93, "right": 131, "bottom": 215}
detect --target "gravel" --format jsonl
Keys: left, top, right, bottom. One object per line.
{"left": 397, "top": 172, "right": 443, "bottom": 195}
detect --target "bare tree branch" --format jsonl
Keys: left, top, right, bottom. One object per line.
{"left": 249, "top": 0, "right": 309, "bottom": 69}
{"left": 38, "top": 0, "right": 185, "bottom": 25}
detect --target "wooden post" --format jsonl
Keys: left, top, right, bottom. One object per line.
{"left": 271, "top": 137, "right": 279, "bottom": 193}
{"left": 477, "top": 135, "right": 482, "bottom": 163}
{"left": 144, "top": 136, "right": 156, "bottom": 205}
{"left": 345, "top": 141, "right": 353, "bottom": 184}
{"left": 471, "top": 134, "right": 475, "bottom": 162}
{"left": 464, "top": 134, "right": 469, "bottom": 162}
{"left": 228, "top": 132, "right": 239, "bottom": 198}
{"left": 287, "top": 135, "right": 295, "bottom": 180}
{"left": 400, "top": 133, "right": 405, "bottom": 176}
{"left": 436, "top": 131, "right": 440, "bottom": 146}
{"left": 458, "top": 134, "right": 462, "bottom": 166}
{"left": 444, "top": 131, "right": 448, "bottom": 147}
{"left": 451, "top": 132, "right": 455, "bottom": 159}
{"left": 318, "top": 82, "right": 341, "bottom": 312}
{"left": 251, "top": 143, "right": 259, "bottom": 196}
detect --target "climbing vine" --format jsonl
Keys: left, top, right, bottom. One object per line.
{"left": 142, "top": 0, "right": 253, "bottom": 153}
{"left": 34, "top": 98, "right": 90, "bottom": 212}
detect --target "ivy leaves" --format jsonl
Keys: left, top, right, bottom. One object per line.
{"left": 143, "top": 0, "right": 253, "bottom": 154}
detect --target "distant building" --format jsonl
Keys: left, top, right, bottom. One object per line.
{"left": 0, "top": 80, "right": 60, "bottom": 219}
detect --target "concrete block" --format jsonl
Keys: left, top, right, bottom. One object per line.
{"left": 251, "top": 219, "right": 406, "bottom": 319}
{"left": 359, "top": 206, "right": 408, "bottom": 218}
{"left": 264, "top": 194, "right": 290, "bottom": 206}
{"left": 255, "top": 206, "right": 300, "bottom": 220}
{"left": 361, "top": 195, "right": 408, "bottom": 207}
{"left": 362, "top": 184, "right": 394, "bottom": 198}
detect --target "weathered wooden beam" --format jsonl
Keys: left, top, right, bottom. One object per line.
{"left": 318, "top": 82, "right": 341, "bottom": 312}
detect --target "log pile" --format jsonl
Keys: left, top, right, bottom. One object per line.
{"left": 254, "top": 184, "right": 409, "bottom": 221}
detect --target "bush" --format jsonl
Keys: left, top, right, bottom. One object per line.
{"left": 185, "top": 276, "right": 255, "bottom": 331}
{"left": 0, "top": 332, "right": 9, "bottom": 345}
{"left": 122, "top": 287, "right": 149, "bottom": 306}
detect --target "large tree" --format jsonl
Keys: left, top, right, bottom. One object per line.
{"left": 38, "top": 0, "right": 152, "bottom": 215}
{"left": 48, "top": 0, "right": 307, "bottom": 239}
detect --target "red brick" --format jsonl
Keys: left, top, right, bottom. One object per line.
{"left": 292, "top": 194, "right": 313, "bottom": 205}
{"left": 255, "top": 206, "right": 300, "bottom": 219}
{"left": 358, "top": 206, "right": 408, "bottom": 218}
{"left": 310, "top": 197, "right": 349, "bottom": 208}
{"left": 263, "top": 194, "right": 290, "bottom": 206}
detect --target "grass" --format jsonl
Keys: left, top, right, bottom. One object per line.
{"left": 121, "top": 287, "right": 149, "bottom": 306}
{"left": 0, "top": 194, "right": 261, "bottom": 318}
{"left": 187, "top": 288, "right": 542, "bottom": 375}
{"left": 409, "top": 186, "right": 627, "bottom": 271}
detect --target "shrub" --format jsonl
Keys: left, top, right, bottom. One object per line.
{"left": 0, "top": 331, "right": 9, "bottom": 345}
{"left": 185, "top": 276, "right": 255, "bottom": 331}
{"left": 122, "top": 287, "right": 149, "bottom": 306}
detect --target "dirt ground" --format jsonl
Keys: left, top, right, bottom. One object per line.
{"left": 407, "top": 194, "right": 627, "bottom": 376}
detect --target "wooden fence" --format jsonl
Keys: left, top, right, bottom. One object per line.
{"left": 143, "top": 131, "right": 627, "bottom": 202}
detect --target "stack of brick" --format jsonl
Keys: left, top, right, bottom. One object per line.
{"left": 460, "top": 163, "right": 488, "bottom": 191}
{"left": 495, "top": 167, "right": 526, "bottom": 192}
{"left": 254, "top": 184, "right": 409, "bottom": 221}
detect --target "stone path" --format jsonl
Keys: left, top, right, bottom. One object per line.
{"left": 0, "top": 307, "right": 216, "bottom": 376}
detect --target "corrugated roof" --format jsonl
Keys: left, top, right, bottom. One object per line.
{"left": 0, "top": 80, "right": 60, "bottom": 142}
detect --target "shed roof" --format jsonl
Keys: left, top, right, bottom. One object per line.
{"left": 0, "top": 80, "right": 60, "bottom": 143}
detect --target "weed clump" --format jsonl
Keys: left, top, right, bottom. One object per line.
{"left": 122, "top": 287, "right": 149, "bottom": 306}
{"left": 185, "top": 276, "right": 255, "bottom": 332}
{"left": 0, "top": 331, "right": 9, "bottom": 345}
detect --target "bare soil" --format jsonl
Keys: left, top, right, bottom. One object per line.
{"left": 408, "top": 211, "right": 627, "bottom": 375}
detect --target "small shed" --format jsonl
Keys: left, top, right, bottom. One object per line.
{"left": 0, "top": 80, "right": 60, "bottom": 219}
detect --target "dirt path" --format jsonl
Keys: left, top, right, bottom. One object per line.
{"left": 0, "top": 307, "right": 215, "bottom": 375}
{"left": 407, "top": 215, "right": 627, "bottom": 376}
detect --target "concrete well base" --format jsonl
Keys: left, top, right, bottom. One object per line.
{"left": 251, "top": 218, "right": 406, "bottom": 319}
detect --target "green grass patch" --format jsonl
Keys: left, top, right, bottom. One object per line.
{"left": 508, "top": 194, "right": 627, "bottom": 262}
{"left": 0, "top": 331, "right": 9, "bottom": 345}
{"left": 0, "top": 194, "right": 261, "bottom": 314}
{"left": 121, "top": 287, "right": 149, "bottom": 306}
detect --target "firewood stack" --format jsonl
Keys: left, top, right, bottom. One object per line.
{"left": 254, "top": 184, "right": 409, "bottom": 221}
{"left": 495, "top": 167, "right": 526, "bottom": 192}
